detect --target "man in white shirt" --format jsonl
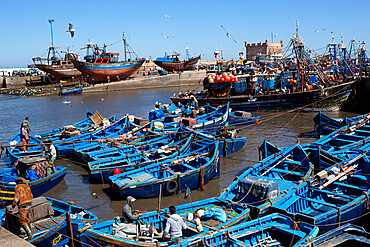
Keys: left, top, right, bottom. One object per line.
{"left": 46, "top": 144, "right": 57, "bottom": 176}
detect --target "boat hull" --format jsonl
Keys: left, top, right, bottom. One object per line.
{"left": 0, "top": 167, "right": 67, "bottom": 207}
{"left": 153, "top": 55, "right": 201, "bottom": 71}
{"left": 72, "top": 59, "right": 145, "bottom": 82}
{"left": 59, "top": 86, "right": 83, "bottom": 96}
{"left": 171, "top": 81, "right": 354, "bottom": 112}
{"left": 34, "top": 64, "right": 82, "bottom": 81}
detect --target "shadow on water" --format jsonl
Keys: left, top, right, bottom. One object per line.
{"left": 0, "top": 86, "right": 361, "bottom": 222}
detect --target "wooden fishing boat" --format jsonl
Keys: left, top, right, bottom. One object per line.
{"left": 183, "top": 213, "right": 319, "bottom": 247}
{"left": 219, "top": 144, "right": 314, "bottom": 219}
{"left": 72, "top": 58, "right": 145, "bottom": 82}
{"left": 6, "top": 134, "right": 47, "bottom": 164}
{"left": 58, "top": 86, "right": 83, "bottom": 96}
{"left": 35, "top": 110, "right": 97, "bottom": 140}
{"left": 171, "top": 81, "right": 353, "bottom": 112}
{"left": 1, "top": 196, "right": 97, "bottom": 247}
{"left": 0, "top": 158, "right": 67, "bottom": 207}
{"left": 313, "top": 111, "right": 367, "bottom": 136}
{"left": 314, "top": 113, "right": 370, "bottom": 151}
{"left": 153, "top": 53, "right": 201, "bottom": 71}
{"left": 72, "top": 36, "right": 145, "bottom": 82}
{"left": 271, "top": 180, "right": 369, "bottom": 231}
{"left": 79, "top": 197, "right": 250, "bottom": 247}
{"left": 55, "top": 115, "right": 132, "bottom": 156}
{"left": 171, "top": 32, "right": 358, "bottom": 112}
{"left": 228, "top": 110, "right": 260, "bottom": 127}
{"left": 302, "top": 224, "right": 370, "bottom": 246}
{"left": 32, "top": 21, "right": 82, "bottom": 82}
{"left": 109, "top": 139, "right": 219, "bottom": 198}
{"left": 88, "top": 131, "right": 194, "bottom": 181}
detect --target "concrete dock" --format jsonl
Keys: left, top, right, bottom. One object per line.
{"left": 0, "top": 226, "right": 35, "bottom": 247}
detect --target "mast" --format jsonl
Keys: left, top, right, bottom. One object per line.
{"left": 48, "top": 19, "right": 56, "bottom": 62}
{"left": 123, "top": 32, "right": 127, "bottom": 62}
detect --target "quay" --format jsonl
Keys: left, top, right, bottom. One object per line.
{"left": 0, "top": 226, "right": 35, "bottom": 247}
{"left": 0, "top": 70, "right": 205, "bottom": 97}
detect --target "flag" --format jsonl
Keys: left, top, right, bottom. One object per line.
{"left": 184, "top": 185, "right": 191, "bottom": 199}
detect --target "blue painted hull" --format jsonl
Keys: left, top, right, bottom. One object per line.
{"left": 0, "top": 166, "right": 67, "bottom": 207}
{"left": 219, "top": 137, "right": 246, "bottom": 157}
{"left": 80, "top": 197, "right": 250, "bottom": 247}
{"left": 59, "top": 86, "right": 83, "bottom": 96}
{"left": 182, "top": 213, "right": 319, "bottom": 247}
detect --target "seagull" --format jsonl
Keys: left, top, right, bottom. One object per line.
{"left": 164, "top": 14, "right": 172, "bottom": 19}
{"left": 221, "top": 25, "right": 237, "bottom": 43}
{"left": 162, "top": 34, "right": 174, "bottom": 38}
{"left": 312, "top": 28, "right": 326, "bottom": 34}
{"left": 66, "top": 23, "right": 76, "bottom": 37}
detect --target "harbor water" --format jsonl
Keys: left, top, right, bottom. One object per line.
{"left": 0, "top": 86, "right": 359, "bottom": 222}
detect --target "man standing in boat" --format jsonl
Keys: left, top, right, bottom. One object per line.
{"left": 46, "top": 143, "right": 57, "bottom": 176}
{"left": 162, "top": 206, "right": 187, "bottom": 243}
{"left": 122, "top": 196, "right": 141, "bottom": 223}
{"left": 21, "top": 117, "right": 31, "bottom": 134}
{"left": 12, "top": 177, "right": 33, "bottom": 240}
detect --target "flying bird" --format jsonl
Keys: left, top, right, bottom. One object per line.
{"left": 162, "top": 34, "right": 174, "bottom": 38}
{"left": 312, "top": 28, "right": 326, "bottom": 34}
{"left": 221, "top": 25, "right": 237, "bottom": 43}
{"left": 66, "top": 23, "right": 76, "bottom": 37}
{"left": 164, "top": 14, "right": 172, "bottom": 19}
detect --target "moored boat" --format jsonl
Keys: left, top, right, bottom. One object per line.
{"left": 153, "top": 52, "right": 201, "bottom": 72}
{"left": 0, "top": 158, "right": 67, "bottom": 207}
{"left": 182, "top": 213, "right": 319, "bottom": 247}
{"left": 1, "top": 196, "right": 97, "bottom": 247}
{"left": 109, "top": 139, "right": 219, "bottom": 198}
{"left": 58, "top": 86, "right": 83, "bottom": 96}
{"left": 72, "top": 35, "right": 145, "bottom": 82}
{"left": 79, "top": 197, "right": 250, "bottom": 247}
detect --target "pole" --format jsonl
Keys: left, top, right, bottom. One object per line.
{"left": 157, "top": 184, "right": 162, "bottom": 219}
{"left": 66, "top": 212, "right": 75, "bottom": 247}
{"left": 123, "top": 32, "right": 127, "bottom": 62}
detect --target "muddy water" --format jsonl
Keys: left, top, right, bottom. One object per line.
{"left": 0, "top": 88, "right": 358, "bottom": 222}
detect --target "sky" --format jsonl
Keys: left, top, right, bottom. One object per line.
{"left": 0, "top": 0, "right": 369, "bottom": 67}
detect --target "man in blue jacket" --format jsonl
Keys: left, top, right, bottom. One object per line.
{"left": 162, "top": 206, "right": 187, "bottom": 243}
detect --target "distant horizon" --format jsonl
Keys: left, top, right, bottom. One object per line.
{"left": 0, "top": 0, "right": 369, "bottom": 67}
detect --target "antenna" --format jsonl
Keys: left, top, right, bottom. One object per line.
{"left": 296, "top": 20, "right": 299, "bottom": 39}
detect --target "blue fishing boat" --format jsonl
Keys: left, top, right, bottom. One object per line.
{"left": 55, "top": 115, "right": 132, "bottom": 156}
{"left": 271, "top": 179, "right": 369, "bottom": 231}
{"left": 183, "top": 213, "right": 319, "bottom": 247}
{"left": 313, "top": 111, "right": 367, "bottom": 136}
{"left": 302, "top": 224, "right": 370, "bottom": 246}
{"left": 228, "top": 110, "right": 260, "bottom": 127}
{"left": 109, "top": 139, "right": 219, "bottom": 198}
{"left": 220, "top": 144, "right": 314, "bottom": 218}
{"left": 314, "top": 113, "right": 370, "bottom": 151}
{"left": 1, "top": 196, "right": 97, "bottom": 247}
{"left": 88, "top": 131, "right": 194, "bottom": 181}
{"left": 79, "top": 197, "right": 250, "bottom": 247}
{"left": 35, "top": 110, "right": 96, "bottom": 140}
{"left": 7, "top": 134, "right": 47, "bottom": 164}
{"left": 0, "top": 158, "right": 67, "bottom": 207}
{"left": 58, "top": 86, "right": 83, "bottom": 96}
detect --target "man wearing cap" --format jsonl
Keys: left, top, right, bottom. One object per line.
{"left": 122, "top": 196, "right": 141, "bottom": 224}
{"left": 21, "top": 117, "right": 31, "bottom": 134}
{"left": 12, "top": 177, "right": 33, "bottom": 240}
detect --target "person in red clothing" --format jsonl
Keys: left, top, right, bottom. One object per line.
{"left": 12, "top": 177, "right": 33, "bottom": 240}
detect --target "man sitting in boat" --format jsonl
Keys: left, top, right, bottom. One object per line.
{"left": 148, "top": 102, "right": 165, "bottom": 121}
{"left": 162, "top": 206, "right": 187, "bottom": 243}
{"left": 122, "top": 196, "right": 141, "bottom": 224}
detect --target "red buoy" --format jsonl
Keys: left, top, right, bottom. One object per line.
{"left": 113, "top": 168, "right": 121, "bottom": 175}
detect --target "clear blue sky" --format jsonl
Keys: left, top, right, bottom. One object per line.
{"left": 0, "top": 0, "right": 369, "bottom": 67}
